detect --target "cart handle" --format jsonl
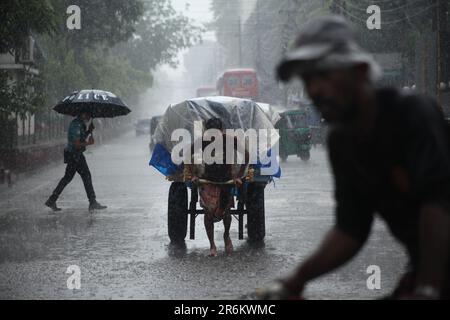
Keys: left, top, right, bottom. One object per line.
{"left": 184, "top": 164, "right": 254, "bottom": 184}
{"left": 196, "top": 178, "right": 236, "bottom": 185}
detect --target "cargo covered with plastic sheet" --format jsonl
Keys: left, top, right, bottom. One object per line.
{"left": 149, "top": 96, "right": 281, "bottom": 180}
{"left": 255, "top": 102, "right": 281, "bottom": 126}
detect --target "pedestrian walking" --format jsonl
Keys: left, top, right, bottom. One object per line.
{"left": 45, "top": 109, "right": 107, "bottom": 211}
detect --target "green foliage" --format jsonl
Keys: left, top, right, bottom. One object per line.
{"left": 40, "top": 40, "right": 89, "bottom": 102}
{"left": 0, "top": 0, "right": 58, "bottom": 54}
{"left": 38, "top": 37, "right": 153, "bottom": 107}
{"left": 114, "top": 0, "right": 203, "bottom": 71}
{"left": 1, "top": 0, "right": 202, "bottom": 117}
{"left": 43, "top": 0, "right": 201, "bottom": 103}
{"left": 0, "top": 70, "right": 46, "bottom": 118}
{"left": 50, "top": 0, "right": 144, "bottom": 51}
{"left": 82, "top": 48, "right": 153, "bottom": 99}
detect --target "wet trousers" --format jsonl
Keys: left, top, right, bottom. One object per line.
{"left": 49, "top": 153, "right": 96, "bottom": 203}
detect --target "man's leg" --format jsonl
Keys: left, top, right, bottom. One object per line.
{"left": 220, "top": 188, "right": 233, "bottom": 254}
{"left": 51, "top": 163, "right": 77, "bottom": 198}
{"left": 46, "top": 162, "right": 77, "bottom": 210}
{"left": 77, "top": 154, "right": 107, "bottom": 210}
{"left": 223, "top": 211, "right": 233, "bottom": 254}
{"left": 204, "top": 213, "right": 217, "bottom": 256}
{"left": 76, "top": 154, "right": 96, "bottom": 203}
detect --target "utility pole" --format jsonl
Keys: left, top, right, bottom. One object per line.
{"left": 213, "top": 42, "right": 217, "bottom": 84}
{"left": 255, "top": 0, "right": 261, "bottom": 72}
{"left": 435, "top": 0, "right": 448, "bottom": 110}
{"left": 437, "top": 0, "right": 442, "bottom": 106}
{"left": 238, "top": 15, "right": 242, "bottom": 68}
{"left": 280, "top": 0, "right": 299, "bottom": 106}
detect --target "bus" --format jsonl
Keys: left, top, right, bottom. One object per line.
{"left": 216, "top": 68, "right": 258, "bottom": 100}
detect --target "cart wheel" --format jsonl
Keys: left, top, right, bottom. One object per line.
{"left": 299, "top": 150, "right": 310, "bottom": 161}
{"left": 168, "top": 182, "right": 188, "bottom": 242}
{"left": 246, "top": 183, "right": 265, "bottom": 242}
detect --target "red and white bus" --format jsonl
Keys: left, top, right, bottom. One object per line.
{"left": 216, "top": 68, "right": 259, "bottom": 100}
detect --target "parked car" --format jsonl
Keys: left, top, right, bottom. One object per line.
{"left": 135, "top": 118, "right": 151, "bottom": 136}
{"left": 149, "top": 115, "right": 162, "bottom": 152}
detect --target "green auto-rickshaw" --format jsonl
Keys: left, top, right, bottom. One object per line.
{"left": 276, "top": 109, "right": 312, "bottom": 162}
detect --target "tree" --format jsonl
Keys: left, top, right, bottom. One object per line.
{"left": 0, "top": 0, "right": 58, "bottom": 54}
{"left": 2, "top": 0, "right": 202, "bottom": 118}
{"left": 0, "top": 70, "right": 45, "bottom": 118}
{"left": 0, "top": 0, "right": 58, "bottom": 119}
{"left": 114, "top": 0, "right": 203, "bottom": 72}
{"left": 82, "top": 47, "right": 153, "bottom": 102}
{"left": 50, "top": 0, "right": 144, "bottom": 51}
{"left": 39, "top": 40, "right": 89, "bottom": 103}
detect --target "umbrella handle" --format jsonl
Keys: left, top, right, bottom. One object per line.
{"left": 86, "top": 133, "right": 94, "bottom": 144}
{"left": 87, "top": 119, "right": 95, "bottom": 133}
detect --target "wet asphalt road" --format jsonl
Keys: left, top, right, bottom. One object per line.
{"left": 0, "top": 131, "right": 407, "bottom": 299}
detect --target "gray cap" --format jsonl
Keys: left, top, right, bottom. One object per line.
{"left": 277, "top": 15, "right": 382, "bottom": 82}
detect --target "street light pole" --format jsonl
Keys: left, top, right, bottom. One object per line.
{"left": 238, "top": 15, "right": 242, "bottom": 68}
{"left": 437, "top": 0, "right": 442, "bottom": 106}
{"left": 255, "top": 0, "right": 261, "bottom": 72}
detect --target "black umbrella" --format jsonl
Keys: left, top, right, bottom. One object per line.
{"left": 53, "top": 90, "right": 131, "bottom": 118}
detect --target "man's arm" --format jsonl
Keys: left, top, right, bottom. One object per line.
{"left": 279, "top": 129, "right": 372, "bottom": 297}
{"left": 73, "top": 136, "right": 94, "bottom": 150}
{"left": 400, "top": 96, "right": 450, "bottom": 297}
{"left": 236, "top": 147, "right": 249, "bottom": 178}
{"left": 86, "top": 121, "right": 95, "bottom": 135}
{"left": 233, "top": 136, "right": 250, "bottom": 181}
{"left": 281, "top": 227, "right": 364, "bottom": 296}
{"left": 70, "top": 120, "right": 93, "bottom": 150}
{"left": 185, "top": 137, "right": 203, "bottom": 181}
{"left": 416, "top": 204, "right": 450, "bottom": 296}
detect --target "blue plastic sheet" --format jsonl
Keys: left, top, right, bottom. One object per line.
{"left": 149, "top": 143, "right": 180, "bottom": 176}
{"left": 254, "top": 148, "right": 282, "bottom": 178}
{"left": 150, "top": 143, "right": 281, "bottom": 179}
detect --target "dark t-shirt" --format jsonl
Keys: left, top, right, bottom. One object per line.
{"left": 190, "top": 133, "right": 240, "bottom": 182}
{"left": 328, "top": 88, "right": 450, "bottom": 267}
{"left": 66, "top": 117, "right": 87, "bottom": 153}
{"left": 202, "top": 133, "right": 238, "bottom": 182}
